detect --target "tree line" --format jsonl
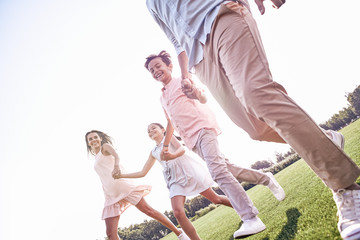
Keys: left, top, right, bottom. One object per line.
{"left": 320, "top": 84, "right": 360, "bottom": 130}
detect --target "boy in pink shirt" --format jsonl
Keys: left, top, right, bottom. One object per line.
{"left": 145, "top": 50, "right": 286, "bottom": 238}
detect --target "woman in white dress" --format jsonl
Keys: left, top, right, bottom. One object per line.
{"left": 85, "top": 130, "right": 189, "bottom": 240}
{"left": 118, "top": 123, "right": 233, "bottom": 240}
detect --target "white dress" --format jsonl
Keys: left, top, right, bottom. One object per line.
{"left": 152, "top": 140, "right": 214, "bottom": 198}
{"left": 94, "top": 149, "right": 151, "bottom": 219}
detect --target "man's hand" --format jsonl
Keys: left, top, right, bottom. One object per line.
{"left": 254, "top": 0, "right": 265, "bottom": 15}
{"left": 181, "top": 79, "right": 197, "bottom": 99}
{"left": 254, "top": 0, "right": 285, "bottom": 15}
{"left": 181, "top": 78, "right": 207, "bottom": 103}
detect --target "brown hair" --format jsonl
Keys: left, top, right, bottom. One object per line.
{"left": 149, "top": 123, "right": 182, "bottom": 141}
{"left": 144, "top": 50, "right": 172, "bottom": 70}
{"left": 150, "top": 122, "right": 165, "bottom": 130}
{"left": 85, "top": 130, "right": 113, "bottom": 155}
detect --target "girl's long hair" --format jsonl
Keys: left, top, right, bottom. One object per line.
{"left": 150, "top": 123, "right": 182, "bottom": 141}
{"left": 85, "top": 130, "right": 113, "bottom": 155}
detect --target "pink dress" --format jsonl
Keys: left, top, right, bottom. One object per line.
{"left": 94, "top": 149, "right": 151, "bottom": 220}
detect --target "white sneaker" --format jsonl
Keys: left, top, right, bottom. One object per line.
{"left": 233, "top": 216, "right": 266, "bottom": 238}
{"left": 333, "top": 189, "right": 360, "bottom": 240}
{"left": 266, "top": 172, "right": 286, "bottom": 201}
{"left": 327, "top": 130, "right": 345, "bottom": 150}
{"left": 177, "top": 229, "right": 190, "bottom": 240}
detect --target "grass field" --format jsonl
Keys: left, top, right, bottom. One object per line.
{"left": 161, "top": 119, "right": 360, "bottom": 240}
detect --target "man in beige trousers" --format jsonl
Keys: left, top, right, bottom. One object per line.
{"left": 146, "top": 0, "right": 360, "bottom": 239}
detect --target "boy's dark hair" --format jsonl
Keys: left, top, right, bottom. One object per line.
{"left": 144, "top": 50, "right": 172, "bottom": 70}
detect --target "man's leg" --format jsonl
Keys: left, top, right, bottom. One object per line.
{"left": 196, "top": 2, "right": 360, "bottom": 191}
{"left": 196, "top": 2, "right": 360, "bottom": 239}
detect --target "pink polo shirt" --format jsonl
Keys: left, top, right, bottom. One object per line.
{"left": 160, "top": 77, "right": 221, "bottom": 149}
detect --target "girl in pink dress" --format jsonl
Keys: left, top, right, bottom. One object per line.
{"left": 85, "top": 130, "right": 189, "bottom": 240}
{"left": 118, "top": 123, "right": 232, "bottom": 240}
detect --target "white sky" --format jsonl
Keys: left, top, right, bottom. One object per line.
{"left": 0, "top": 0, "right": 359, "bottom": 239}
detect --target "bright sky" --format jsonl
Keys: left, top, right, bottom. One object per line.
{"left": 0, "top": 0, "right": 359, "bottom": 239}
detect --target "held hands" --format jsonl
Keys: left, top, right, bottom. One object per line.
{"left": 181, "top": 78, "right": 196, "bottom": 99}
{"left": 180, "top": 72, "right": 198, "bottom": 100}
{"left": 112, "top": 165, "right": 121, "bottom": 179}
{"left": 160, "top": 146, "right": 177, "bottom": 161}
{"left": 181, "top": 78, "right": 206, "bottom": 103}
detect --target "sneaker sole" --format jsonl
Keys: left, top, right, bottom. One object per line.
{"left": 342, "top": 224, "right": 360, "bottom": 240}
{"left": 233, "top": 226, "right": 266, "bottom": 239}
{"left": 343, "top": 231, "right": 360, "bottom": 240}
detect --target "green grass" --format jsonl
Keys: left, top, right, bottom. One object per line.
{"left": 161, "top": 119, "right": 360, "bottom": 240}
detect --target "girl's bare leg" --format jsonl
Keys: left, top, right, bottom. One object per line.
{"left": 171, "top": 195, "right": 201, "bottom": 240}
{"left": 105, "top": 216, "right": 120, "bottom": 240}
{"left": 135, "top": 197, "right": 182, "bottom": 236}
{"left": 200, "top": 188, "right": 233, "bottom": 208}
